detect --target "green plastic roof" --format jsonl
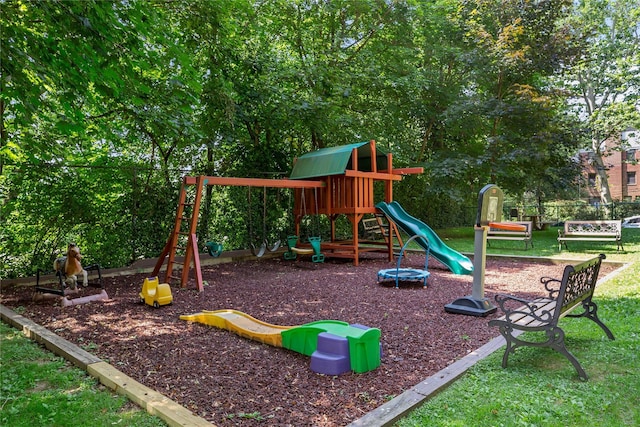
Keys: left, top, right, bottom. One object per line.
{"left": 290, "top": 142, "right": 389, "bottom": 179}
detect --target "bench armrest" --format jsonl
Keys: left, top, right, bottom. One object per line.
{"left": 495, "top": 293, "right": 530, "bottom": 305}
{"left": 541, "top": 276, "right": 562, "bottom": 299}
{"left": 494, "top": 293, "right": 534, "bottom": 313}
{"left": 494, "top": 294, "right": 555, "bottom": 324}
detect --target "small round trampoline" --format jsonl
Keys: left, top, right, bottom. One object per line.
{"left": 377, "top": 234, "right": 430, "bottom": 288}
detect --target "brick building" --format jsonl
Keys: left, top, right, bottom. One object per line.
{"left": 582, "top": 129, "right": 640, "bottom": 202}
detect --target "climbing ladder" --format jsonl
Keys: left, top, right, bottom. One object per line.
{"left": 153, "top": 176, "right": 204, "bottom": 291}
{"left": 375, "top": 212, "right": 403, "bottom": 249}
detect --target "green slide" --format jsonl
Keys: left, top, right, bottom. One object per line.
{"left": 376, "top": 201, "right": 473, "bottom": 275}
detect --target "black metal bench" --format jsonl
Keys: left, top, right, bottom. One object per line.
{"left": 489, "top": 254, "right": 614, "bottom": 381}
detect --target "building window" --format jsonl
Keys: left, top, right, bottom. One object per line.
{"left": 625, "top": 149, "right": 637, "bottom": 162}
{"left": 588, "top": 173, "right": 597, "bottom": 187}
{"left": 628, "top": 172, "right": 636, "bottom": 186}
{"left": 588, "top": 197, "right": 601, "bottom": 206}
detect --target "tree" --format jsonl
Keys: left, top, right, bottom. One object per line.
{"left": 561, "top": 0, "right": 640, "bottom": 204}
{"left": 404, "top": 0, "right": 581, "bottom": 216}
{"left": 2, "top": 0, "right": 621, "bottom": 277}
{"left": 1, "top": 0, "right": 201, "bottom": 275}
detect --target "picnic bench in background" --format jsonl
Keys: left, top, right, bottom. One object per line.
{"left": 487, "top": 221, "right": 533, "bottom": 250}
{"left": 361, "top": 216, "right": 389, "bottom": 240}
{"left": 489, "top": 254, "right": 614, "bottom": 381}
{"left": 557, "top": 220, "right": 623, "bottom": 252}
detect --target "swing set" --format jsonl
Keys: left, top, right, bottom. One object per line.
{"left": 153, "top": 140, "right": 423, "bottom": 291}
{"left": 153, "top": 176, "right": 324, "bottom": 291}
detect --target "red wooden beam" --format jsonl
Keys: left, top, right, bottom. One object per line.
{"left": 183, "top": 176, "right": 324, "bottom": 188}
{"left": 373, "top": 168, "right": 424, "bottom": 175}
{"left": 386, "top": 167, "right": 424, "bottom": 175}
{"left": 344, "top": 170, "right": 403, "bottom": 181}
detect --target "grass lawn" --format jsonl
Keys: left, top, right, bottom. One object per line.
{"left": 0, "top": 321, "right": 166, "bottom": 427}
{"left": 396, "top": 226, "right": 640, "bottom": 426}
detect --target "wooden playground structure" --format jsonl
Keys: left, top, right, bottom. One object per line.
{"left": 153, "top": 140, "right": 423, "bottom": 290}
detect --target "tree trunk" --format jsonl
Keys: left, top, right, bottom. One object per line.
{"left": 592, "top": 138, "right": 613, "bottom": 205}
{"left": 0, "top": 98, "right": 5, "bottom": 176}
{"left": 199, "top": 146, "right": 215, "bottom": 241}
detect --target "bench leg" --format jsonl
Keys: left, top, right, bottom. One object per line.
{"left": 566, "top": 301, "right": 615, "bottom": 341}
{"left": 546, "top": 327, "right": 589, "bottom": 381}
{"left": 501, "top": 333, "right": 515, "bottom": 369}
{"left": 492, "top": 323, "right": 517, "bottom": 368}
{"left": 493, "top": 322, "right": 590, "bottom": 381}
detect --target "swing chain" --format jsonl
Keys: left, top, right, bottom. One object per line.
{"left": 248, "top": 186, "right": 280, "bottom": 257}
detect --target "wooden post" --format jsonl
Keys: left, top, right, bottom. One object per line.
{"left": 190, "top": 234, "right": 203, "bottom": 291}
{"left": 180, "top": 176, "right": 204, "bottom": 288}
{"left": 385, "top": 153, "right": 394, "bottom": 202}
{"left": 370, "top": 139, "right": 377, "bottom": 173}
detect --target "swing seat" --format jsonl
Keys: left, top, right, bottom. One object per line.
{"left": 285, "top": 236, "right": 324, "bottom": 262}
{"left": 205, "top": 242, "right": 223, "bottom": 257}
{"left": 308, "top": 236, "right": 325, "bottom": 262}
{"left": 250, "top": 241, "right": 267, "bottom": 257}
{"left": 284, "top": 235, "right": 300, "bottom": 260}
{"left": 248, "top": 186, "right": 281, "bottom": 258}
{"left": 268, "top": 240, "right": 281, "bottom": 252}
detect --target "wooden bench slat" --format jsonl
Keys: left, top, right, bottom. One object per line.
{"left": 488, "top": 236, "right": 528, "bottom": 240}
{"left": 558, "top": 237, "right": 617, "bottom": 241}
{"left": 498, "top": 298, "right": 556, "bottom": 327}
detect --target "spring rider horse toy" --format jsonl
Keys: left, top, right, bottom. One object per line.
{"left": 35, "top": 243, "right": 108, "bottom": 307}
{"left": 53, "top": 243, "right": 88, "bottom": 290}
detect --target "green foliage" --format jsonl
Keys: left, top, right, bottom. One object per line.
{"left": 392, "top": 175, "right": 476, "bottom": 229}
{"left": 1, "top": 163, "right": 179, "bottom": 277}
{"left": 0, "top": 322, "right": 165, "bottom": 427}
{"left": 2, "top": 0, "right": 198, "bottom": 163}
{"left": 556, "top": 0, "right": 640, "bottom": 203}
{"left": 2, "top": 0, "right": 634, "bottom": 279}
{"left": 1, "top": 0, "right": 201, "bottom": 277}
